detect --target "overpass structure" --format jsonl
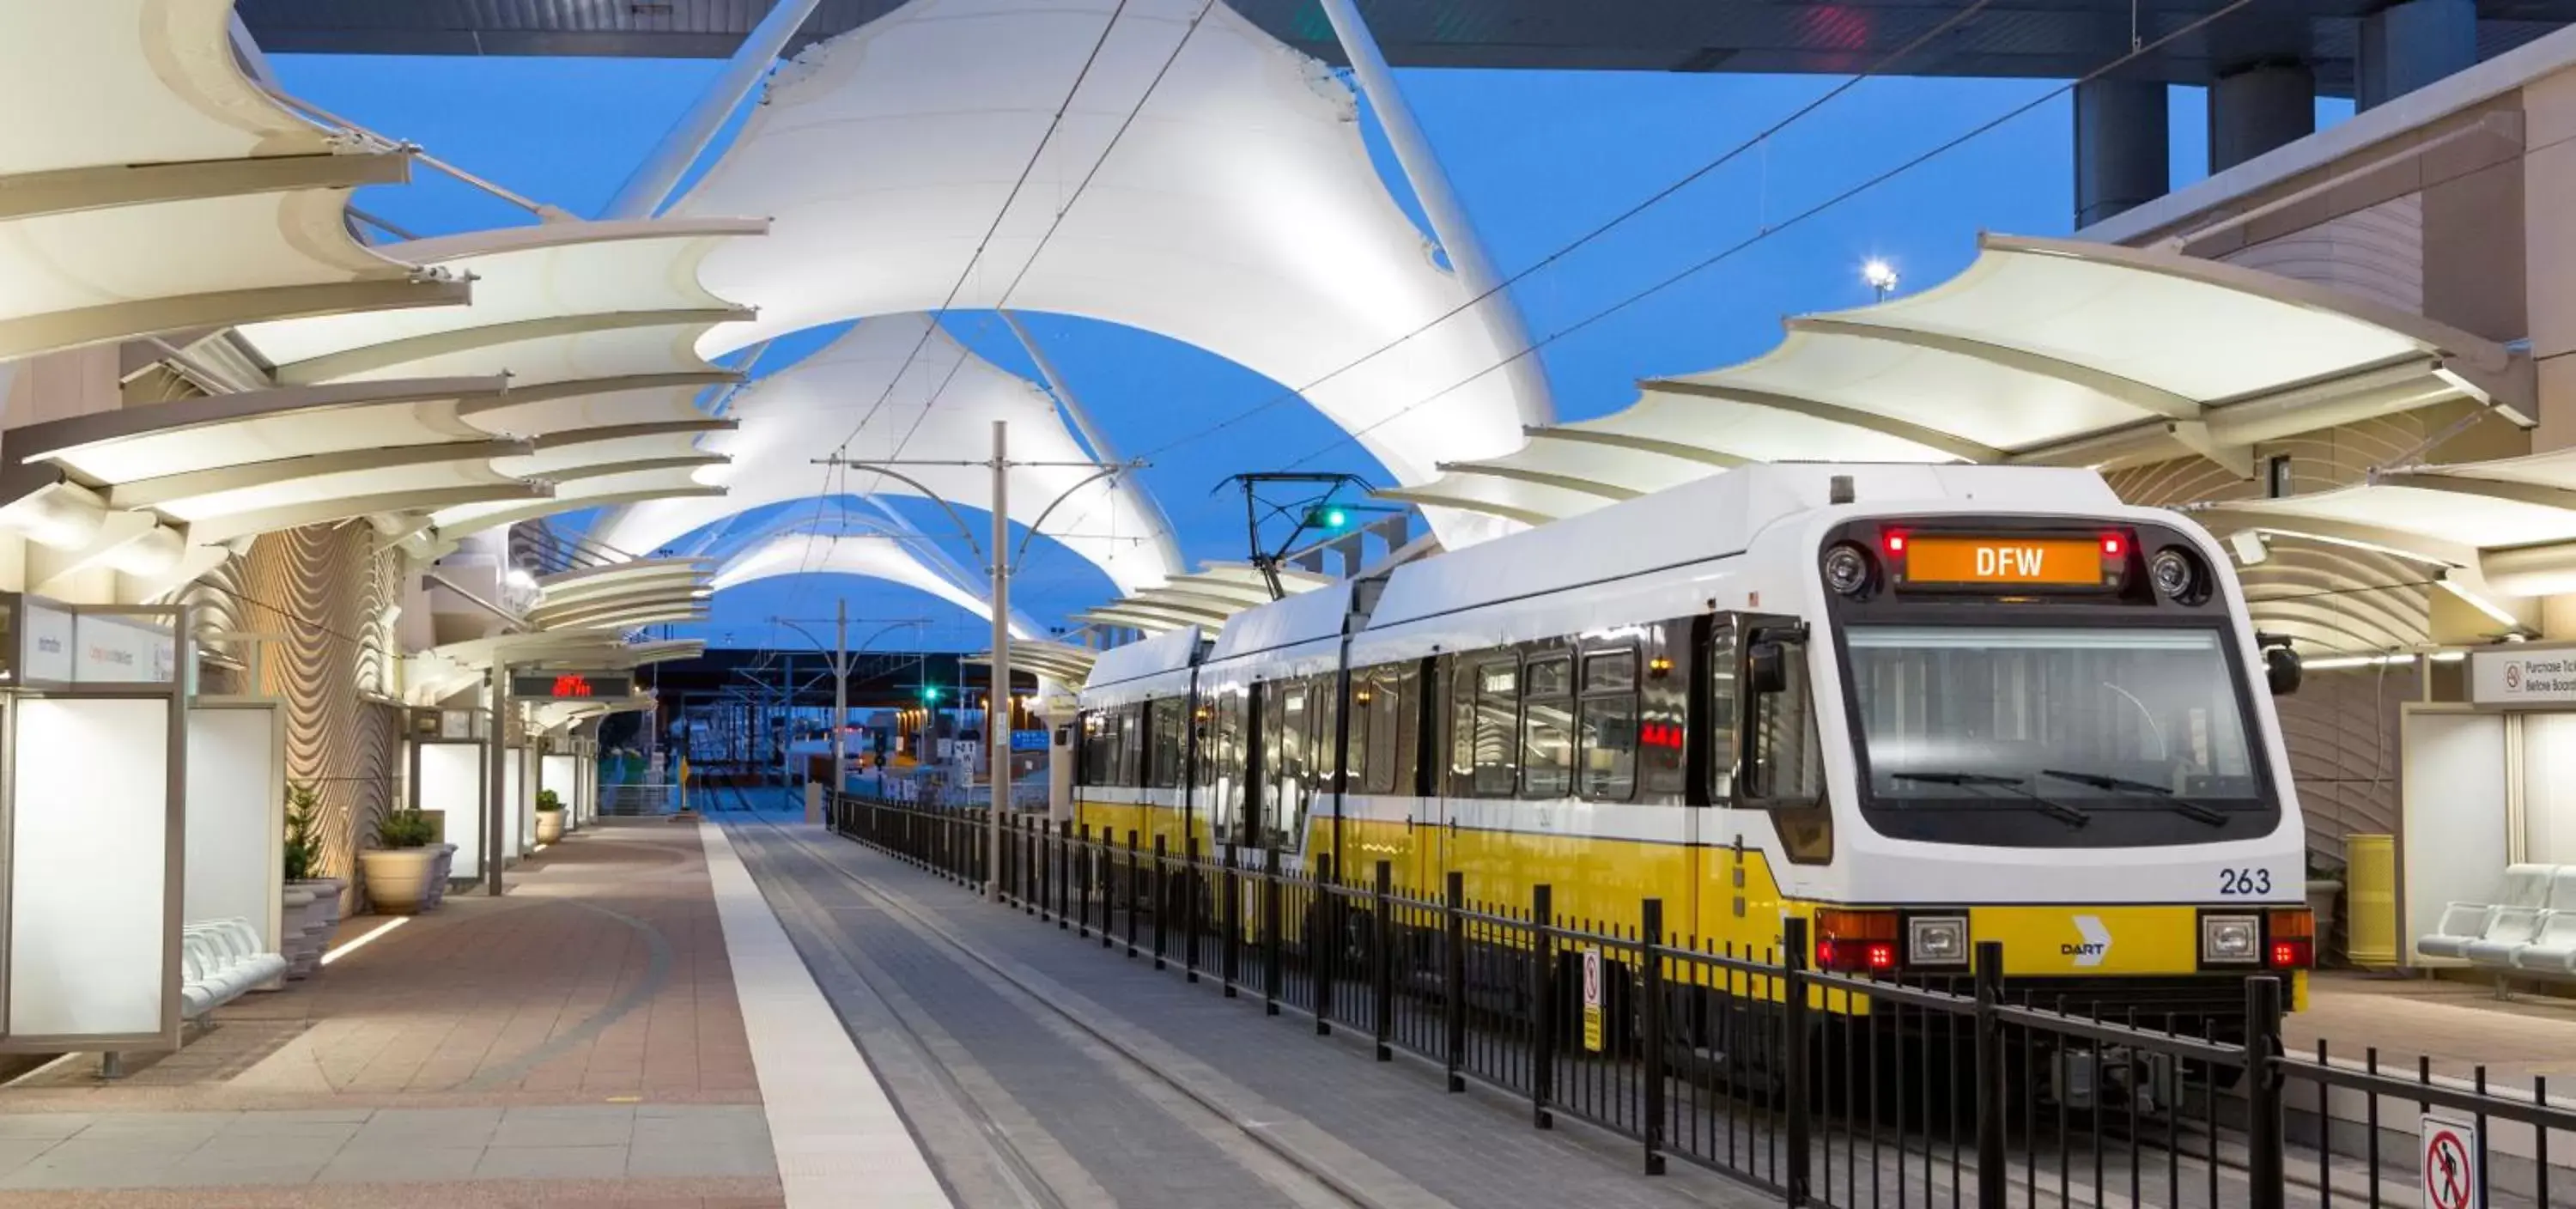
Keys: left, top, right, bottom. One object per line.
{"left": 238, "top": 0, "right": 2576, "bottom": 226}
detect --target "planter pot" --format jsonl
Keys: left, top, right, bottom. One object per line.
{"left": 534, "top": 808, "right": 564, "bottom": 845}
{"left": 360, "top": 848, "right": 440, "bottom": 915}
{"left": 284, "top": 878, "right": 344, "bottom": 980}
{"left": 426, "top": 844, "right": 457, "bottom": 909}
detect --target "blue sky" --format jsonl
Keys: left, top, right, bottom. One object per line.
{"left": 270, "top": 52, "right": 2351, "bottom": 652}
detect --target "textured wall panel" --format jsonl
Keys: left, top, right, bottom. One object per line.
{"left": 236, "top": 523, "right": 404, "bottom": 908}
{"left": 2224, "top": 194, "right": 2425, "bottom": 315}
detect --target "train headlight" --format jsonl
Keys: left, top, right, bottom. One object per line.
{"left": 2201, "top": 914, "right": 2262, "bottom": 965}
{"left": 1907, "top": 915, "right": 1969, "bottom": 967}
{"left": 1821, "top": 543, "right": 1874, "bottom": 596}
{"left": 2149, "top": 547, "right": 2207, "bottom": 603}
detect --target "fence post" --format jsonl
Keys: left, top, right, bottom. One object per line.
{"left": 2245, "top": 975, "right": 2287, "bottom": 1209}
{"left": 1076, "top": 825, "right": 1092, "bottom": 939}
{"left": 1315, "top": 854, "right": 1337, "bottom": 1036}
{"left": 1263, "top": 845, "right": 1283, "bottom": 1015}
{"left": 1373, "top": 860, "right": 1394, "bottom": 1061}
{"left": 1184, "top": 835, "right": 1202, "bottom": 984}
{"left": 1974, "top": 939, "right": 2008, "bottom": 1209}
{"left": 1782, "top": 915, "right": 1812, "bottom": 1206}
{"left": 1640, "top": 896, "right": 1666, "bottom": 1175}
{"left": 1223, "top": 845, "right": 1241, "bottom": 998}
{"left": 1023, "top": 816, "right": 1036, "bottom": 914}
{"left": 1126, "top": 830, "right": 1140, "bottom": 959}
{"left": 1444, "top": 871, "right": 1467, "bottom": 1091}
{"left": 1152, "top": 834, "right": 1170, "bottom": 970}
{"left": 1057, "top": 820, "right": 1072, "bottom": 928}
{"left": 1532, "top": 883, "right": 1554, "bottom": 1129}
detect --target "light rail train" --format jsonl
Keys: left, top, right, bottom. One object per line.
{"left": 1072, "top": 464, "right": 2313, "bottom": 1029}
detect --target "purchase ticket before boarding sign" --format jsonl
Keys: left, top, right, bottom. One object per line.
{"left": 2471, "top": 650, "right": 2576, "bottom": 705}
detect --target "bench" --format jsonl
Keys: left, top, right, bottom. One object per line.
{"left": 2415, "top": 865, "right": 2576, "bottom": 989}
{"left": 179, "top": 919, "right": 285, "bottom": 1022}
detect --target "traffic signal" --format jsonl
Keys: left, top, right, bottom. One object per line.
{"left": 1304, "top": 504, "right": 1350, "bottom": 531}
{"left": 921, "top": 684, "right": 941, "bottom": 704}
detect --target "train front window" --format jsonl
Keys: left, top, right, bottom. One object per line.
{"left": 1844, "top": 626, "right": 2274, "bottom": 848}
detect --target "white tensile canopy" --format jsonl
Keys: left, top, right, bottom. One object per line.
{"left": 1384, "top": 234, "right": 2528, "bottom": 532}
{"left": 592, "top": 313, "right": 1176, "bottom": 594}
{"left": 1069, "top": 561, "right": 1332, "bottom": 635}
{"left": 0, "top": 0, "right": 466, "bottom": 361}
{"left": 711, "top": 532, "right": 1042, "bottom": 639}
{"left": 668, "top": 0, "right": 1549, "bottom": 550}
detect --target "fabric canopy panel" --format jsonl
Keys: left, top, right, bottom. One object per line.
{"left": 1073, "top": 560, "right": 1332, "bottom": 635}
{"left": 2198, "top": 445, "right": 2576, "bottom": 608}
{"left": 229, "top": 219, "right": 768, "bottom": 546}
{"left": 712, "top": 532, "right": 1040, "bottom": 639}
{"left": 670, "top": 0, "right": 1549, "bottom": 547}
{"left": 0, "top": 0, "right": 465, "bottom": 362}
{"left": 593, "top": 313, "right": 1172, "bottom": 593}
{"left": 1385, "top": 234, "right": 2525, "bottom": 533}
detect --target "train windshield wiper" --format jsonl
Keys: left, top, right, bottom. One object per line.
{"left": 2037, "top": 769, "right": 2228, "bottom": 827}
{"left": 1886, "top": 771, "right": 2091, "bottom": 829}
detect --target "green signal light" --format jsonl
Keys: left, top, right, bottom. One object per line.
{"left": 1305, "top": 505, "right": 1351, "bottom": 530}
{"left": 922, "top": 685, "right": 942, "bottom": 702}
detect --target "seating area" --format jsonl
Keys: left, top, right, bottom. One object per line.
{"left": 2417, "top": 865, "right": 2576, "bottom": 981}
{"left": 179, "top": 920, "right": 285, "bottom": 1022}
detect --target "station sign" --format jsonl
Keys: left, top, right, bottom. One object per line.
{"left": 0, "top": 594, "right": 176, "bottom": 687}
{"left": 2469, "top": 648, "right": 2576, "bottom": 708}
{"left": 509, "top": 671, "right": 634, "bottom": 701}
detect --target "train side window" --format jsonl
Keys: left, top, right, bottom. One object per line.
{"left": 1447, "top": 659, "right": 1474, "bottom": 796}
{"left": 1358, "top": 666, "right": 1402, "bottom": 794}
{"left": 1310, "top": 677, "right": 1339, "bottom": 798}
{"left": 1076, "top": 710, "right": 1100, "bottom": 785}
{"left": 1277, "top": 683, "right": 1309, "bottom": 845}
{"left": 1577, "top": 650, "right": 1639, "bottom": 801}
{"left": 1118, "top": 704, "right": 1144, "bottom": 787}
{"left": 1707, "top": 619, "right": 1737, "bottom": 798}
{"left": 1521, "top": 654, "right": 1574, "bottom": 799}
{"left": 1148, "top": 697, "right": 1185, "bottom": 789}
{"left": 1471, "top": 659, "right": 1520, "bottom": 797}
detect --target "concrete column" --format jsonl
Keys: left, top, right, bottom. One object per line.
{"left": 2357, "top": 0, "right": 2477, "bottom": 110}
{"left": 2075, "top": 77, "right": 2170, "bottom": 228}
{"left": 2208, "top": 61, "right": 2316, "bottom": 173}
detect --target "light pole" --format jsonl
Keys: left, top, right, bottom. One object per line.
{"left": 771, "top": 609, "right": 931, "bottom": 794}
{"left": 1863, "top": 258, "right": 1900, "bottom": 302}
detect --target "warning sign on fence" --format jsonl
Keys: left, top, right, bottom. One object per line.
{"left": 1580, "top": 946, "right": 1603, "bottom": 1054}
{"left": 2421, "top": 1115, "right": 2480, "bottom": 1209}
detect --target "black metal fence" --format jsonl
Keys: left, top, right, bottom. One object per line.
{"left": 828, "top": 793, "right": 2576, "bottom": 1209}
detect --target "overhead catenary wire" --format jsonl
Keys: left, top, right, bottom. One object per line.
{"left": 1271, "top": 0, "right": 2264, "bottom": 474}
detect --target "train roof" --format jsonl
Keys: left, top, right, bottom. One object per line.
{"left": 1081, "top": 624, "right": 1202, "bottom": 690}
{"left": 1365, "top": 463, "right": 2120, "bottom": 633}
{"left": 1206, "top": 579, "right": 1357, "bottom": 666}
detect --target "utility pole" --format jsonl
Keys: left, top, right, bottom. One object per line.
{"left": 988, "top": 419, "right": 1010, "bottom": 902}
{"left": 833, "top": 598, "right": 848, "bottom": 793}
{"left": 487, "top": 661, "right": 509, "bottom": 896}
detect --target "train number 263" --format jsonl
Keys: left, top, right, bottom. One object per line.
{"left": 2218, "top": 868, "right": 2273, "bottom": 896}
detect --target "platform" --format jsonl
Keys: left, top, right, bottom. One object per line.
{"left": 0, "top": 818, "right": 929, "bottom": 1206}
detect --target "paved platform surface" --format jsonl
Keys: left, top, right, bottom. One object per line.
{"left": 2293, "top": 970, "right": 2576, "bottom": 1078}
{"left": 0, "top": 820, "right": 793, "bottom": 1206}
{"left": 721, "top": 808, "right": 1772, "bottom": 1209}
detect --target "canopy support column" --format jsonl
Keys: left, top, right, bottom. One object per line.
{"left": 2075, "top": 77, "right": 2168, "bottom": 228}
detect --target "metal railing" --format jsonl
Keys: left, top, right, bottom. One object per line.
{"left": 827, "top": 793, "right": 2576, "bottom": 1208}
{"left": 600, "top": 783, "right": 685, "bottom": 817}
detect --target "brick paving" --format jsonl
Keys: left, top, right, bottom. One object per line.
{"left": 726, "top": 811, "right": 1773, "bottom": 1209}
{"left": 0, "top": 821, "right": 789, "bottom": 1206}
{"left": 2293, "top": 970, "right": 2576, "bottom": 1078}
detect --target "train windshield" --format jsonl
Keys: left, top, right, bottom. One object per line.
{"left": 1842, "top": 625, "right": 2274, "bottom": 847}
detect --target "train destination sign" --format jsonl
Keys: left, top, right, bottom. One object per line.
{"left": 509, "top": 671, "right": 634, "bottom": 701}
{"left": 1901, "top": 536, "right": 2105, "bottom": 587}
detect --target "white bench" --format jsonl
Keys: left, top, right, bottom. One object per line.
{"left": 179, "top": 919, "right": 285, "bottom": 1022}
{"left": 2415, "top": 865, "right": 2576, "bottom": 988}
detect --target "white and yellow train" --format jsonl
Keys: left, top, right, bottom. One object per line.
{"left": 1073, "top": 463, "right": 2314, "bottom": 1023}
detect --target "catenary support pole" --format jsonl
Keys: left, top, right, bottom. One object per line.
{"left": 988, "top": 420, "right": 1010, "bottom": 902}
{"left": 832, "top": 598, "right": 848, "bottom": 796}
{"left": 487, "top": 662, "right": 508, "bottom": 896}
{"left": 604, "top": 0, "right": 823, "bottom": 218}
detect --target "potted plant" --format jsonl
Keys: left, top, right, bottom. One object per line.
{"left": 359, "top": 810, "right": 441, "bottom": 915}
{"left": 534, "top": 788, "right": 565, "bottom": 845}
{"left": 281, "top": 782, "right": 343, "bottom": 979}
